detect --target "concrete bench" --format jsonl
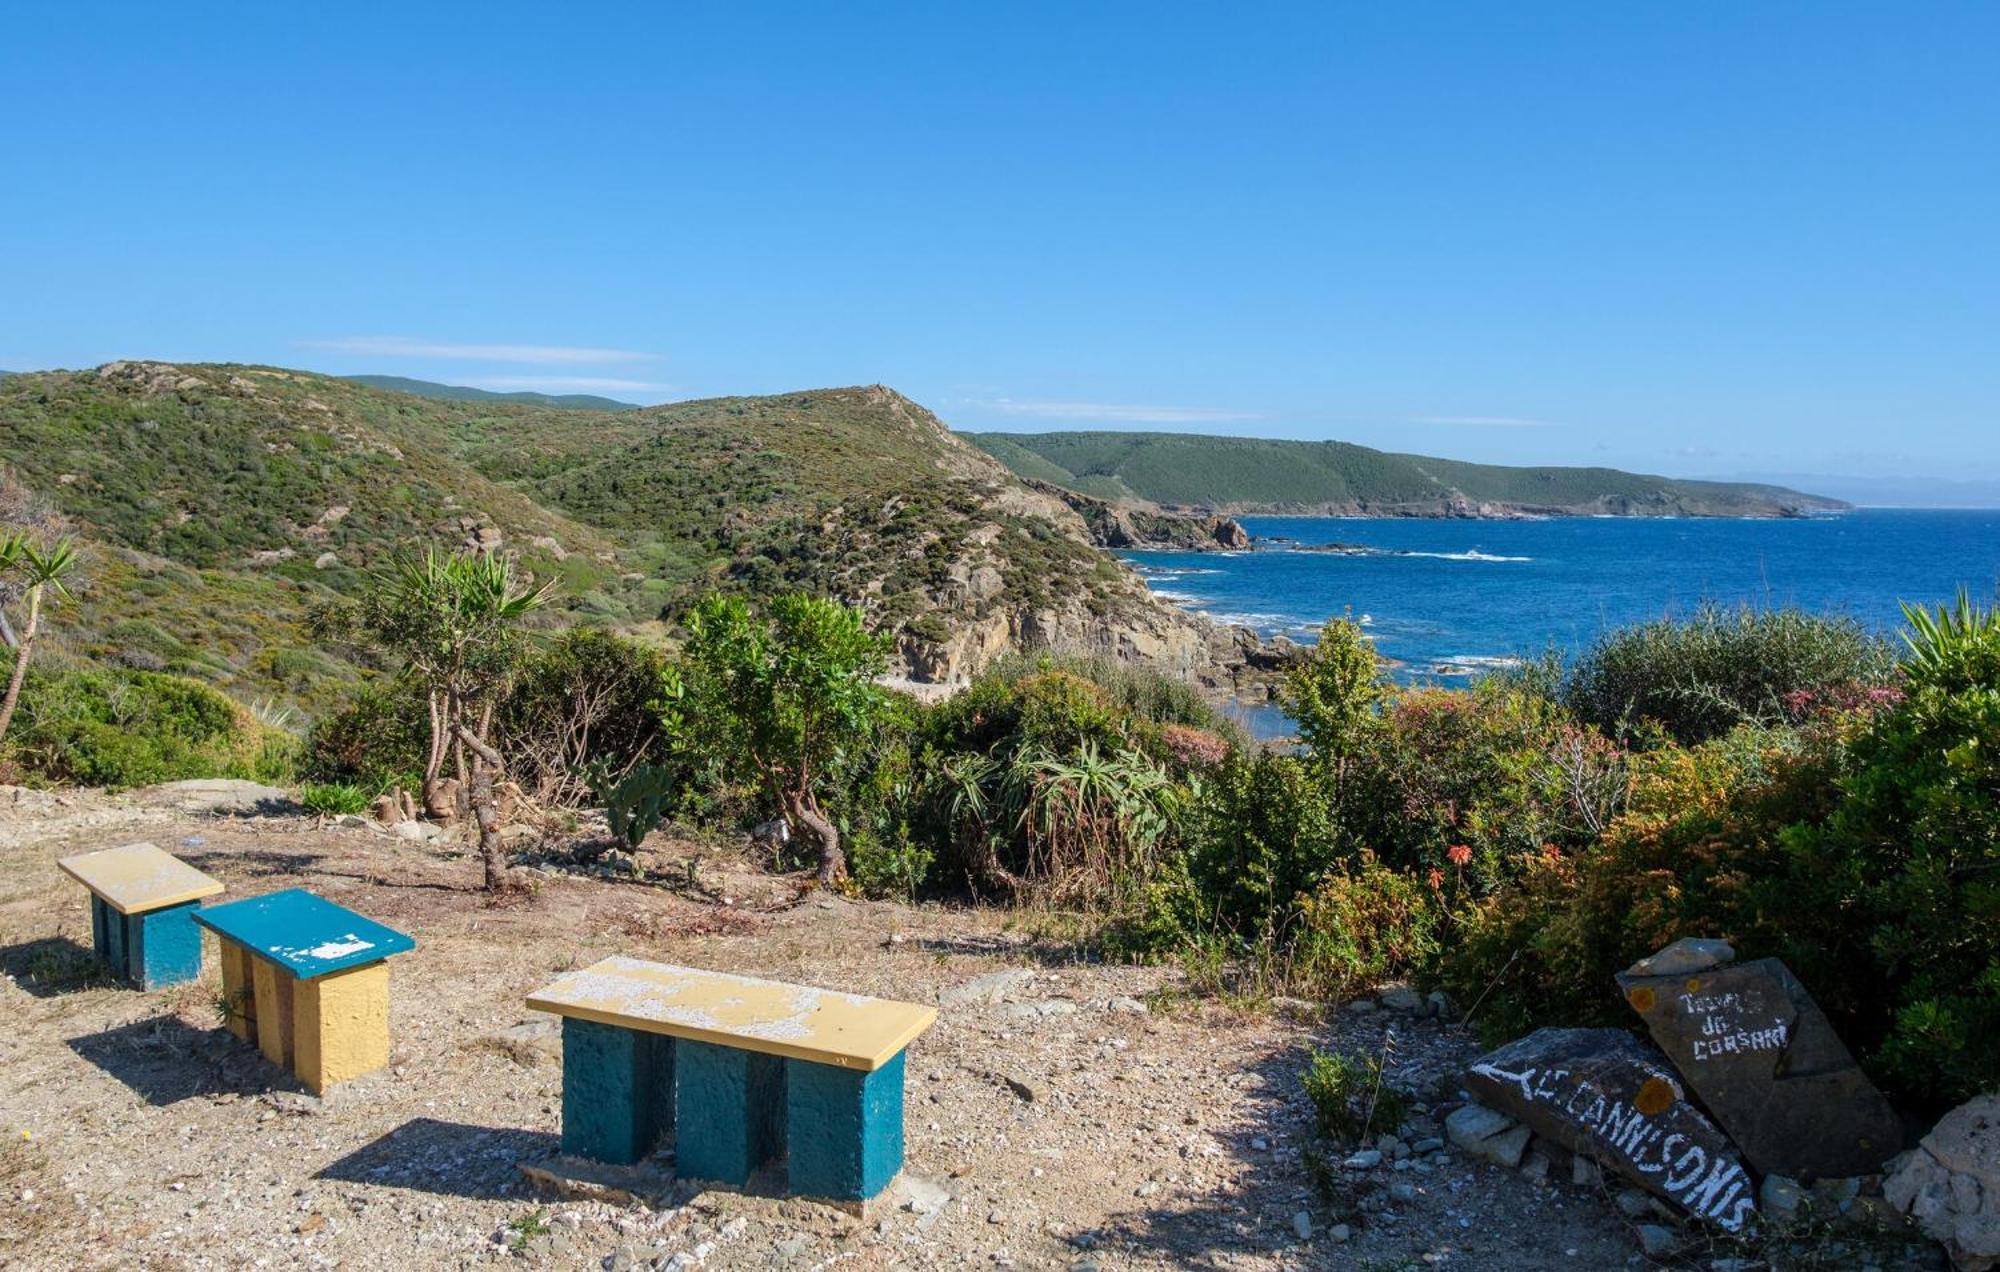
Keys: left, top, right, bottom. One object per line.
{"left": 58, "top": 842, "right": 224, "bottom": 989}
{"left": 526, "top": 957, "right": 936, "bottom": 1204}
{"left": 192, "top": 888, "right": 416, "bottom": 1094}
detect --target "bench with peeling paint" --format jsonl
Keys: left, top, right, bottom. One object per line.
{"left": 192, "top": 888, "right": 415, "bottom": 1094}
{"left": 526, "top": 956, "right": 936, "bottom": 1204}
{"left": 58, "top": 842, "right": 225, "bottom": 989}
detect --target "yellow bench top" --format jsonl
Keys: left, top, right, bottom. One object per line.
{"left": 525, "top": 956, "right": 937, "bottom": 1072}
{"left": 58, "top": 842, "right": 225, "bottom": 915}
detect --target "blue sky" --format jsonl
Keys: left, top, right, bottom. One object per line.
{"left": 4, "top": 4, "right": 1997, "bottom": 489}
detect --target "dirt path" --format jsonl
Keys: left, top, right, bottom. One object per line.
{"left": 0, "top": 789, "right": 1647, "bottom": 1270}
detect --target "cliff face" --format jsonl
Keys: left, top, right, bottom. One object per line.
{"left": 0, "top": 366, "right": 1286, "bottom": 711}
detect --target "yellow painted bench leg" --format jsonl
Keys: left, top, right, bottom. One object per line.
{"left": 292, "top": 960, "right": 391, "bottom": 1095}
{"left": 252, "top": 958, "right": 296, "bottom": 1069}
{"left": 219, "top": 938, "right": 257, "bottom": 1043}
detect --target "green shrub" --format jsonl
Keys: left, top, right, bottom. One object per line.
{"left": 298, "top": 781, "right": 371, "bottom": 816}
{"left": 4, "top": 664, "right": 295, "bottom": 789}
{"left": 1565, "top": 605, "right": 1895, "bottom": 746}
{"left": 845, "top": 825, "right": 934, "bottom": 903}
{"left": 1301, "top": 1046, "right": 1410, "bottom": 1144}
{"left": 1293, "top": 853, "right": 1442, "bottom": 1000}
{"left": 301, "top": 683, "right": 427, "bottom": 790}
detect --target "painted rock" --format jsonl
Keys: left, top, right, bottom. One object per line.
{"left": 1465, "top": 1027, "right": 1757, "bottom": 1231}
{"left": 1616, "top": 953, "right": 1903, "bottom": 1179}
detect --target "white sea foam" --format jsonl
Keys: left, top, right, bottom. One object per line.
{"left": 1405, "top": 550, "right": 1533, "bottom": 563}
{"left": 1425, "top": 654, "right": 1525, "bottom": 677}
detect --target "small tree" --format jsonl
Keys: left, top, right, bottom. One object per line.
{"left": 681, "top": 592, "right": 888, "bottom": 885}
{"left": 354, "top": 548, "right": 553, "bottom": 889}
{"left": 0, "top": 533, "right": 80, "bottom": 745}
{"left": 1282, "top": 616, "right": 1385, "bottom": 799}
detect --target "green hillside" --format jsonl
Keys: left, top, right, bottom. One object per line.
{"left": 344, "top": 375, "right": 639, "bottom": 411}
{"left": 967, "top": 430, "right": 1845, "bottom": 518}
{"left": 0, "top": 363, "right": 1190, "bottom": 716}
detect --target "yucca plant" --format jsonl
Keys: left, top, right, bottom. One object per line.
{"left": 1900, "top": 588, "right": 2000, "bottom": 694}
{"left": 0, "top": 533, "right": 80, "bottom": 746}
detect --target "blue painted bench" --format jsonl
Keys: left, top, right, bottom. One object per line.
{"left": 58, "top": 842, "right": 224, "bottom": 989}
{"left": 193, "top": 888, "right": 416, "bottom": 1093}
{"left": 526, "top": 957, "right": 937, "bottom": 1206}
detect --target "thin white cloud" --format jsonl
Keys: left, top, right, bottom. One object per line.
{"left": 971, "top": 397, "right": 1259, "bottom": 424}
{"left": 300, "top": 335, "right": 656, "bottom": 364}
{"left": 1412, "top": 415, "right": 1557, "bottom": 429}
{"left": 459, "top": 376, "right": 674, "bottom": 393}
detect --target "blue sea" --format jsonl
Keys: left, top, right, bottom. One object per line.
{"left": 1125, "top": 509, "right": 2000, "bottom": 735}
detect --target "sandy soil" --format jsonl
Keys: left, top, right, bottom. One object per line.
{"left": 0, "top": 787, "right": 1695, "bottom": 1270}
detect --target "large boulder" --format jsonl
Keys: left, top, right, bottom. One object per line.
{"left": 1884, "top": 1094, "right": 2000, "bottom": 1270}
{"left": 1465, "top": 1027, "right": 1757, "bottom": 1231}
{"left": 1616, "top": 948, "right": 1903, "bottom": 1179}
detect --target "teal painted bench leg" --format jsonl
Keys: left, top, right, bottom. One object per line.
{"left": 674, "top": 1039, "right": 785, "bottom": 1185}
{"left": 786, "top": 1051, "right": 906, "bottom": 1202}
{"left": 561, "top": 1018, "right": 674, "bottom": 1164}
{"left": 90, "top": 894, "right": 113, "bottom": 966}
{"left": 128, "top": 900, "right": 204, "bottom": 990}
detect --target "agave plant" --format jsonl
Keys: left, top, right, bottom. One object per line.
{"left": 1900, "top": 588, "right": 2000, "bottom": 694}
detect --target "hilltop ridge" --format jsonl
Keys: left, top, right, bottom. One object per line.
{"left": 0, "top": 364, "right": 1282, "bottom": 715}
{"left": 969, "top": 430, "right": 1846, "bottom": 519}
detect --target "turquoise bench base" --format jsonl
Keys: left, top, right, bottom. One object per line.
{"left": 91, "top": 895, "right": 203, "bottom": 989}
{"left": 675, "top": 1039, "right": 786, "bottom": 1186}
{"left": 787, "top": 1051, "right": 906, "bottom": 1202}
{"left": 555, "top": 1023, "right": 911, "bottom": 1202}
{"left": 561, "top": 1017, "right": 674, "bottom": 1164}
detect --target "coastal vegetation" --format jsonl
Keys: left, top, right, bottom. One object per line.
{"left": 970, "top": 429, "right": 1845, "bottom": 518}
{"left": 1, "top": 358, "right": 1990, "bottom": 1115}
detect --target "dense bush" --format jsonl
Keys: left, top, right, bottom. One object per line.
{"left": 1446, "top": 593, "right": 2000, "bottom": 1106}
{"left": 1565, "top": 605, "right": 1895, "bottom": 746}
{"left": 305, "top": 629, "right": 677, "bottom": 800}
{"left": 3, "top": 663, "right": 295, "bottom": 788}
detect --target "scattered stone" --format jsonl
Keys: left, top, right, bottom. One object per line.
{"left": 1106, "top": 996, "right": 1149, "bottom": 1015}
{"left": 1624, "top": 937, "right": 1736, "bottom": 978}
{"left": 1883, "top": 1092, "right": 2000, "bottom": 1271}
{"left": 1615, "top": 1188, "right": 1654, "bottom": 1219}
{"left": 1342, "top": 1150, "right": 1383, "bottom": 1170}
{"left": 393, "top": 820, "right": 445, "bottom": 842}
{"left": 1572, "top": 1156, "right": 1603, "bottom": 1187}
{"left": 1379, "top": 985, "right": 1425, "bottom": 1013}
{"left": 1520, "top": 1149, "right": 1551, "bottom": 1182}
{"left": 1425, "top": 990, "right": 1454, "bottom": 1020}
{"left": 1292, "top": 1210, "right": 1312, "bottom": 1240}
{"left": 1465, "top": 1028, "right": 1756, "bottom": 1231}
{"left": 1636, "top": 1223, "right": 1681, "bottom": 1258}
{"left": 1003, "top": 998, "right": 1078, "bottom": 1021}
{"left": 1446, "top": 1103, "right": 1530, "bottom": 1168}
{"left": 1327, "top": 1223, "right": 1351, "bottom": 1243}
{"left": 484, "top": 1019, "right": 560, "bottom": 1067}
{"left": 1344, "top": 998, "right": 1378, "bottom": 1014}
{"left": 940, "top": 969, "right": 1034, "bottom": 1008}
{"left": 1617, "top": 949, "right": 1902, "bottom": 1179}
{"left": 1759, "top": 1174, "right": 1808, "bottom": 1226}
{"left": 1388, "top": 1181, "right": 1418, "bottom": 1203}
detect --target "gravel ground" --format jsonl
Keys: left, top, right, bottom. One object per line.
{"left": 0, "top": 787, "right": 1697, "bottom": 1270}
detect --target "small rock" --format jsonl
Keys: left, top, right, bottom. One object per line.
{"left": 1636, "top": 1224, "right": 1680, "bottom": 1258}
{"left": 1327, "top": 1223, "right": 1351, "bottom": 1243}
{"left": 1292, "top": 1211, "right": 1312, "bottom": 1240}
{"left": 1616, "top": 1188, "right": 1655, "bottom": 1219}
{"left": 1344, "top": 998, "right": 1378, "bottom": 1014}
{"left": 1378, "top": 985, "right": 1424, "bottom": 1013}
{"left": 1520, "top": 1149, "right": 1551, "bottom": 1182}
{"left": 1425, "top": 990, "right": 1454, "bottom": 1019}
{"left": 1106, "top": 996, "right": 1149, "bottom": 1015}
{"left": 1342, "top": 1150, "right": 1383, "bottom": 1170}
{"left": 939, "top": 969, "right": 1034, "bottom": 1008}
{"left": 1623, "top": 936, "right": 1735, "bottom": 978}
{"left": 1388, "top": 1182, "right": 1418, "bottom": 1203}
{"left": 1760, "top": 1175, "right": 1808, "bottom": 1225}
{"left": 1572, "top": 1156, "right": 1603, "bottom": 1187}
